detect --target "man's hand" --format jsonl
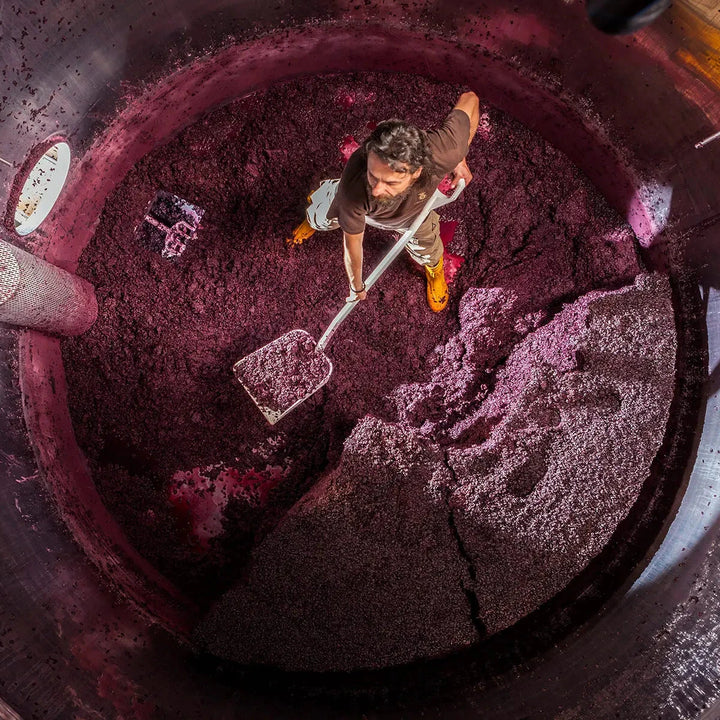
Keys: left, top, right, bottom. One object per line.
{"left": 348, "top": 286, "right": 368, "bottom": 302}
{"left": 450, "top": 158, "right": 473, "bottom": 189}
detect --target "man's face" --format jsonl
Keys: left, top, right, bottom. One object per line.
{"left": 366, "top": 151, "right": 423, "bottom": 207}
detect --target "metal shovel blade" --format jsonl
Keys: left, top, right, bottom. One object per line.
{"left": 233, "top": 329, "right": 333, "bottom": 425}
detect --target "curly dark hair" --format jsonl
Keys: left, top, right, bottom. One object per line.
{"left": 364, "top": 119, "right": 435, "bottom": 176}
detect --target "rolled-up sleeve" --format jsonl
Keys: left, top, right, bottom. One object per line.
{"left": 426, "top": 109, "right": 471, "bottom": 175}
{"left": 333, "top": 194, "right": 366, "bottom": 234}
{"left": 328, "top": 153, "right": 368, "bottom": 235}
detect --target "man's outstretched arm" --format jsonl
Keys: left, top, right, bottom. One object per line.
{"left": 343, "top": 230, "right": 367, "bottom": 301}
{"left": 454, "top": 91, "right": 480, "bottom": 145}
{"left": 449, "top": 91, "right": 480, "bottom": 188}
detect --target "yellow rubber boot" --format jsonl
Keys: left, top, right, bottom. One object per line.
{"left": 287, "top": 218, "right": 316, "bottom": 246}
{"left": 425, "top": 256, "right": 448, "bottom": 312}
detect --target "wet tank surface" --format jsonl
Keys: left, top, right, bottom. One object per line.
{"left": 0, "top": 1, "right": 719, "bottom": 718}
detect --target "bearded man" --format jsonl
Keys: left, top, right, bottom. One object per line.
{"left": 290, "top": 91, "right": 480, "bottom": 312}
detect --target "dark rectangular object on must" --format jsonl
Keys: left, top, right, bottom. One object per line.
{"left": 134, "top": 191, "right": 204, "bottom": 260}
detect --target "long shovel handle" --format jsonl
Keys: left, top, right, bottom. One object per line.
{"left": 316, "top": 179, "right": 465, "bottom": 353}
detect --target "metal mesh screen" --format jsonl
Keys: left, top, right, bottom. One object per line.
{"left": 0, "top": 239, "right": 97, "bottom": 336}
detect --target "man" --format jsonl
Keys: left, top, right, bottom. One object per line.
{"left": 290, "top": 91, "right": 480, "bottom": 312}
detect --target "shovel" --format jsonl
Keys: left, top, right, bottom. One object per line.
{"left": 234, "top": 179, "right": 465, "bottom": 424}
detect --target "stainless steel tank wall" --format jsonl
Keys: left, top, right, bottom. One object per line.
{"left": 0, "top": 1, "right": 719, "bottom": 718}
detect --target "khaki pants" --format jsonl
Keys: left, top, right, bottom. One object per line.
{"left": 306, "top": 179, "right": 443, "bottom": 268}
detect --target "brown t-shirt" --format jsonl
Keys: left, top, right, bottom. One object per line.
{"left": 328, "top": 109, "right": 471, "bottom": 235}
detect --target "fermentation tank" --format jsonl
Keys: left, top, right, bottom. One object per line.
{"left": 1, "top": 0, "right": 720, "bottom": 718}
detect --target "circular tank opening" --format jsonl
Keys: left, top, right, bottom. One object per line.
{"left": 14, "top": 17, "right": 709, "bottom": 716}
{"left": 10, "top": 141, "right": 71, "bottom": 236}
{"left": 56, "top": 64, "right": 697, "bottom": 701}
